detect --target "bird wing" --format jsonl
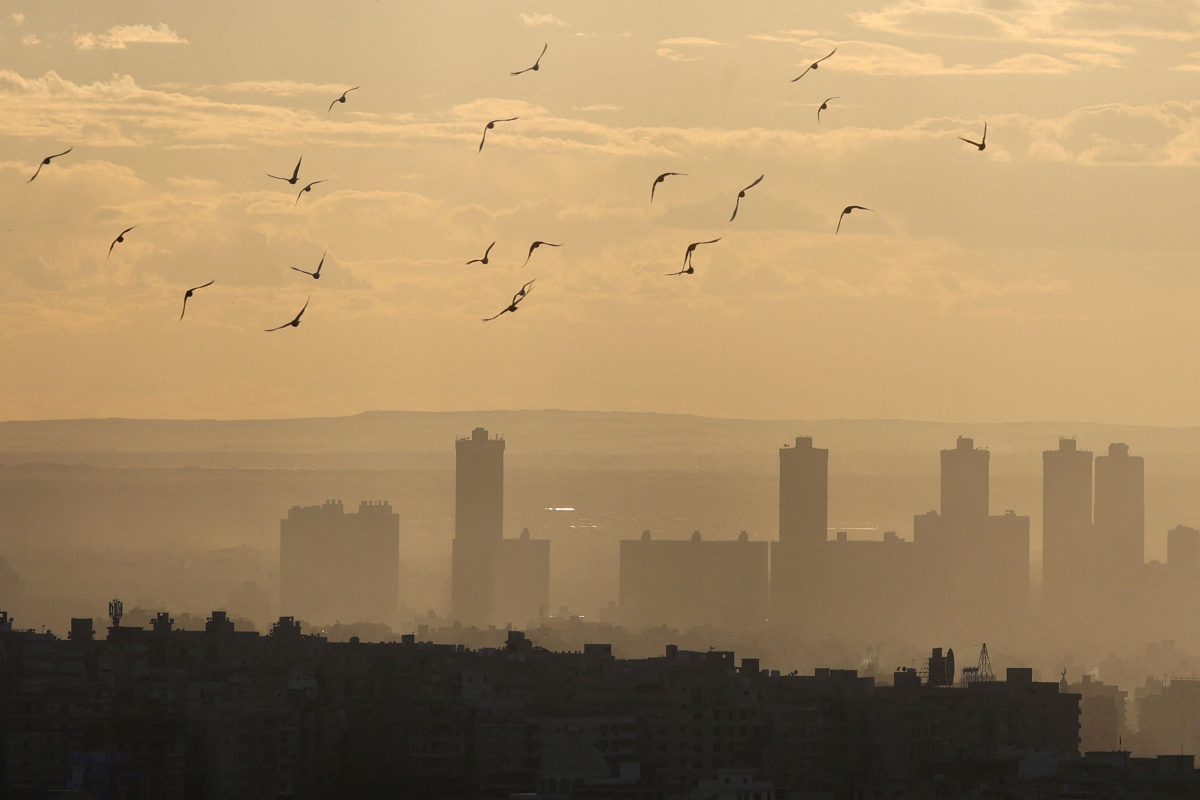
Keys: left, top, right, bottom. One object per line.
{"left": 190, "top": 280, "right": 214, "bottom": 292}
{"left": 535, "top": 43, "right": 548, "bottom": 63}
{"left": 981, "top": 121, "right": 987, "bottom": 144}
{"left": 291, "top": 158, "right": 302, "bottom": 180}
{"left": 791, "top": 65, "right": 813, "bottom": 82}
{"left": 295, "top": 297, "right": 310, "bottom": 320}
{"left": 742, "top": 174, "right": 764, "bottom": 193}
{"left": 959, "top": 137, "right": 981, "bottom": 147}
{"left": 698, "top": 238, "right": 721, "bottom": 246}
{"left": 121, "top": 226, "right": 136, "bottom": 237}
{"left": 484, "top": 242, "right": 496, "bottom": 259}
{"left": 27, "top": 162, "right": 44, "bottom": 183}
{"left": 180, "top": 295, "right": 190, "bottom": 320}
{"left": 817, "top": 48, "right": 837, "bottom": 63}
{"left": 511, "top": 66, "right": 532, "bottom": 76}
{"left": 315, "top": 254, "right": 325, "bottom": 275}
{"left": 108, "top": 239, "right": 118, "bottom": 257}
{"left": 479, "top": 126, "right": 489, "bottom": 152}
{"left": 466, "top": 259, "right": 482, "bottom": 265}
{"left": 267, "top": 173, "right": 288, "bottom": 181}
{"left": 327, "top": 97, "right": 339, "bottom": 113}
{"left": 730, "top": 195, "right": 741, "bottom": 221}
{"left": 836, "top": 211, "right": 846, "bottom": 234}
{"left": 265, "top": 322, "right": 290, "bottom": 332}
{"left": 347, "top": 86, "right": 360, "bottom": 93}
{"left": 665, "top": 268, "right": 688, "bottom": 276}
{"left": 48, "top": 148, "right": 72, "bottom": 160}
{"left": 482, "top": 307, "right": 512, "bottom": 322}
{"left": 291, "top": 267, "right": 314, "bottom": 276}
{"left": 543, "top": 242, "right": 561, "bottom": 247}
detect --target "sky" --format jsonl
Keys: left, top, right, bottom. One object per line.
{"left": 2, "top": 0, "right": 1200, "bottom": 424}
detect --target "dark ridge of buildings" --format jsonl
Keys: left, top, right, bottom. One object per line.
{"left": 0, "top": 613, "right": 1091, "bottom": 800}
{"left": 452, "top": 428, "right": 549, "bottom": 628}
{"left": 279, "top": 499, "right": 399, "bottom": 626}
{"left": 618, "top": 530, "right": 768, "bottom": 628}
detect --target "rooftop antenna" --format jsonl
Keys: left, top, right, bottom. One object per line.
{"left": 108, "top": 598, "right": 123, "bottom": 628}
{"left": 977, "top": 643, "right": 995, "bottom": 682}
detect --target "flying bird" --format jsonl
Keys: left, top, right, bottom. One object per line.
{"left": 650, "top": 172, "right": 687, "bottom": 203}
{"left": 522, "top": 240, "right": 560, "bottom": 267}
{"left": 668, "top": 238, "right": 721, "bottom": 275}
{"left": 817, "top": 97, "right": 839, "bottom": 122}
{"left": 267, "top": 157, "right": 303, "bottom": 185}
{"left": 479, "top": 117, "right": 518, "bottom": 152}
{"left": 179, "top": 280, "right": 214, "bottom": 320}
{"left": 730, "top": 175, "right": 764, "bottom": 222}
{"left": 327, "top": 87, "right": 359, "bottom": 113}
{"left": 27, "top": 147, "right": 72, "bottom": 183}
{"left": 265, "top": 297, "right": 310, "bottom": 331}
{"left": 483, "top": 280, "right": 536, "bottom": 322}
{"left": 836, "top": 205, "right": 873, "bottom": 234}
{"left": 792, "top": 48, "right": 837, "bottom": 82}
{"left": 511, "top": 43, "right": 548, "bottom": 75}
{"left": 291, "top": 252, "right": 325, "bottom": 279}
{"left": 467, "top": 242, "right": 496, "bottom": 265}
{"left": 295, "top": 180, "right": 327, "bottom": 206}
{"left": 959, "top": 121, "right": 987, "bottom": 151}
{"left": 107, "top": 226, "right": 136, "bottom": 258}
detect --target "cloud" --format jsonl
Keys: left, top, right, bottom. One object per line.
{"left": 576, "top": 104, "right": 621, "bottom": 112}
{"left": 219, "top": 81, "right": 350, "bottom": 97}
{"left": 787, "top": 39, "right": 1094, "bottom": 75}
{"left": 659, "top": 36, "right": 726, "bottom": 46}
{"left": 850, "top": 0, "right": 1198, "bottom": 50}
{"left": 655, "top": 48, "right": 699, "bottom": 62}
{"left": 74, "top": 23, "right": 187, "bottom": 50}
{"left": 11, "top": 13, "right": 23, "bottom": 24}
{"left": 519, "top": 12, "right": 568, "bottom": 27}
{"left": 21, "top": 33, "right": 38, "bottom": 46}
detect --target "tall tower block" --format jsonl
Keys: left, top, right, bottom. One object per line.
{"left": 1042, "top": 438, "right": 1093, "bottom": 608}
{"left": 452, "top": 427, "right": 505, "bottom": 625}
{"left": 941, "top": 437, "right": 989, "bottom": 521}
{"left": 779, "top": 436, "right": 829, "bottom": 547}
{"left": 1095, "top": 442, "right": 1144, "bottom": 577}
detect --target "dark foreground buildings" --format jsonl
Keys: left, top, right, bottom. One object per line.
{"left": 0, "top": 612, "right": 1100, "bottom": 800}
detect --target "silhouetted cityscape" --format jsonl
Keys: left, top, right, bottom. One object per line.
{"left": 9, "top": 421, "right": 1200, "bottom": 797}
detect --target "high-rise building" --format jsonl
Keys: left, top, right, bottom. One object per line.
{"left": 1042, "top": 438, "right": 1094, "bottom": 610}
{"left": 772, "top": 436, "right": 828, "bottom": 620}
{"left": 941, "top": 437, "right": 989, "bottom": 521}
{"left": 279, "top": 500, "right": 400, "bottom": 626}
{"left": 1168, "top": 525, "right": 1200, "bottom": 580}
{"left": 1095, "top": 443, "right": 1144, "bottom": 578}
{"left": 453, "top": 428, "right": 506, "bottom": 625}
{"left": 452, "top": 428, "right": 550, "bottom": 627}
{"left": 779, "top": 436, "right": 828, "bottom": 547}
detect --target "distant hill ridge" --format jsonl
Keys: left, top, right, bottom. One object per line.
{"left": 0, "top": 410, "right": 1199, "bottom": 456}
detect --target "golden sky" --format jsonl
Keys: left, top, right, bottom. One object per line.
{"left": 3, "top": 1, "right": 1200, "bottom": 423}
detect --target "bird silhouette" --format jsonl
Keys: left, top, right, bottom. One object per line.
{"left": 268, "top": 157, "right": 302, "bottom": 185}
{"left": 960, "top": 121, "right": 987, "bottom": 151}
{"left": 265, "top": 297, "right": 310, "bottom": 331}
{"left": 479, "top": 118, "right": 518, "bottom": 152}
{"left": 650, "top": 172, "right": 687, "bottom": 203}
{"left": 483, "top": 280, "right": 536, "bottom": 321}
{"left": 27, "top": 147, "right": 72, "bottom": 183}
{"left": 327, "top": 87, "right": 359, "bottom": 113}
{"left": 179, "top": 280, "right": 214, "bottom": 320}
{"left": 523, "top": 240, "right": 560, "bottom": 267}
{"left": 291, "top": 252, "right": 325, "bottom": 279}
{"left": 730, "top": 175, "right": 764, "bottom": 222}
{"left": 836, "top": 205, "right": 873, "bottom": 234}
{"left": 467, "top": 242, "right": 496, "bottom": 265}
{"left": 107, "top": 226, "right": 136, "bottom": 258}
{"left": 668, "top": 238, "right": 721, "bottom": 275}
{"left": 818, "top": 97, "right": 839, "bottom": 122}
{"left": 792, "top": 48, "right": 837, "bottom": 82}
{"left": 295, "top": 180, "right": 327, "bottom": 206}
{"left": 511, "top": 44, "right": 548, "bottom": 75}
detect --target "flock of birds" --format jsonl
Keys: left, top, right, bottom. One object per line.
{"left": 23, "top": 41, "right": 991, "bottom": 328}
